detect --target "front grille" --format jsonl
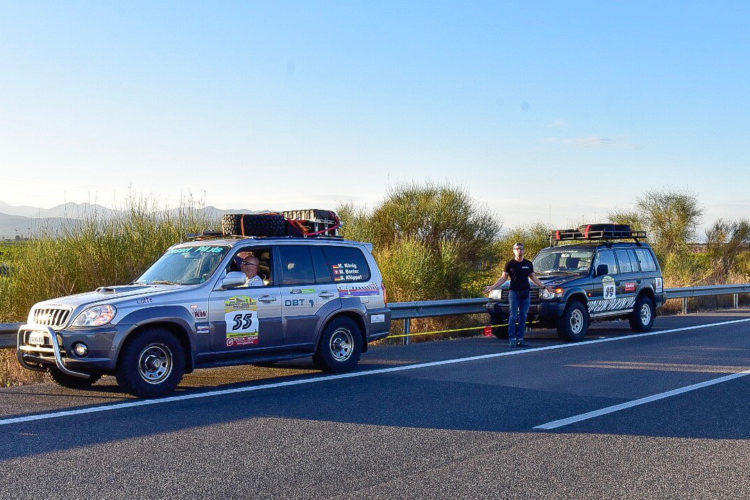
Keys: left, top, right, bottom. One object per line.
{"left": 32, "top": 307, "right": 72, "bottom": 329}
{"left": 499, "top": 289, "right": 540, "bottom": 303}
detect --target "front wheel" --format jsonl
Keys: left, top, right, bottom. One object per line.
{"left": 313, "top": 317, "right": 362, "bottom": 373}
{"left": 116, "top": 328, "right": 185, "bottom": 398}
{"left": 629, "top": 295, "right": 655, "bottom": 332}
{"left": 48, "top": 369, "right": 102, "bottom": 389}
{"left": 557, "top": 300, "right": 589, "bottom": 341}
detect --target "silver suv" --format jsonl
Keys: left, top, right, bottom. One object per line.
{"left": 17, "top": 236, "right": 391, "bottom": 397}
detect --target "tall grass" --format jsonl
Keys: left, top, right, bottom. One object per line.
{"left": 0, "top": 198, "right": 217, "bottom": 323}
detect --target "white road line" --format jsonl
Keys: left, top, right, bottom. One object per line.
{"left": 534, "top": 369, "right": 750, "bottom": 430}
{"left": 2, "top": 317, "right": 749, "bottom": 427}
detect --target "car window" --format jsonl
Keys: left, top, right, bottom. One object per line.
{"left": 322, "top": 246, "right": 371, "bottom": 282}
{"left": 615, "top": 249, "right": 633, "bottom": 273}
{"left": 634, "top": 248, "right": 657, "bottom": 272}
{"left": 310, "top": 246, "right": 333, "bottom": 284}
{"left": 594, "top": 249, "right": 618, "bottom": 275}
{"left": 627, "top": 249, "right": 641, "bottom": 272}
{"left": 278, "top": 246, "right": 316, "bottom": 285}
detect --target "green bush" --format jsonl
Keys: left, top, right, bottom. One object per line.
{"left": 0, "top": 199, "right": 216, "bottom": 323}
{"left": 339, "top": 183, "right": 500, "bottom": 303}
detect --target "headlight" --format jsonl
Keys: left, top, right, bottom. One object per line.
{"left": 72, "top": 305, "right": 117, "bottom": 327}
{"left": 540, "top": 288, "right": 564, "bottom": 300}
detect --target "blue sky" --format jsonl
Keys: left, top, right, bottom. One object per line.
{"left": 1, "top": 1, "right": 749, "bottom": 235}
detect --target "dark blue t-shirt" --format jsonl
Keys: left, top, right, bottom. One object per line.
{"left": 505, "top": 258, "right": 534, "bottom": 291}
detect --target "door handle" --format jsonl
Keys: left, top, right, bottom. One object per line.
{"left": 258, "top": 295, "right": 277, "bottom": 303}
{"left": 318, "top": 291, "right": 335, "bottom": 299}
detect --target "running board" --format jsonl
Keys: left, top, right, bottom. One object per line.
{"left": 195, "top": 351, "right": 311, "bottom": 369}
{"left": 589, "top": 310, "right": 631, "bottom": 319}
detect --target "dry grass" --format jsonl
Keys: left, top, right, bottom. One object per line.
{"left": 0, "top": 348, "right": 45, "bottom": 387}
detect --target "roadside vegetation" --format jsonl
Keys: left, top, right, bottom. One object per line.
{"left": 1, "top": 185, "right": 748, "bottom": 385}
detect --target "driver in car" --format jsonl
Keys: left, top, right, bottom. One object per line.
{"left": 239, "top": 254, "right": 264, "bottom": 287}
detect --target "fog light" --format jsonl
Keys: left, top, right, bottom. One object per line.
{"left": 72, "top": 342, "right": 88, "bottom": 357}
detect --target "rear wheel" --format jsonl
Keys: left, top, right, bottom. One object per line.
{"left": 491, "top": 324, "right": 509, "bottom": 339}
{"left": 48, "top": 369, "right": 101, "bottom": 389}
{"left": 116, "top": 328, "right": 185, "bottom": 398}
{"left": 313, "top": 317, "right": 362, "bottom": 373}
{"left": 557, "top": 300, "right": 589, "bottom": 341}
{"left": 629, "top": 295, "right": 655, "bottom": 332}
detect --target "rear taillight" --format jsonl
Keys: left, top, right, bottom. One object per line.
{"left": 381, "top": 281, "right": 388, "bottom": 304}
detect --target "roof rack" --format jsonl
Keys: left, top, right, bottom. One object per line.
{"left": 550, "top": 224, "right": 646, "bottom": 245}
{"left": 221, "top": 209, "right": 343, "bottom": 238}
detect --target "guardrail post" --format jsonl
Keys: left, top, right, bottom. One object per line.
{"left": 404, "top": 318, "right": 411, "bottom": 345}
{"left": 734, "top": 293, "right": 738, "bottom": 309}
{"left": 682, "top": 297, "right": 688, "bottom": 315}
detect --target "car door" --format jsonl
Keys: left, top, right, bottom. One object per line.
{"left": 208, "top": 247, "right": 282, "bottom": 353}
{"left": 277, "top": 245, "right": 340, "bottom": 346}
{"left": 589, "top": 249, "right": 622, "bottom": 315}
{"left": 614, "top": 248, "right": 639, "bottom": 312}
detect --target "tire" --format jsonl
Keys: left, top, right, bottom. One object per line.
{"left": 491, "top": 324, "right": 509, "bottom": 339}
{"left": 557, "top": 300, "right": 589, "bottom": 341}
{"left": 48, "top": 369, "right": 102, "bottom": 389}
{"left": 115, "top": 328, "right": 185, "bottom": 398}
{"left": 629, "top": 295, "right": 655, "bottom": 332}
{"left": 221, "top": 214, "right": 286, "bottom": 237}
{"left": 488, "top": 304, "right": 508, "bottom": 339}
{"left": 313, "top": 317, "right": 362, "bottom": 373}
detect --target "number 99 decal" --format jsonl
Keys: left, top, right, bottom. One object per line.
{"left": 602, "top": 275, "right": 616, "bottom": 300}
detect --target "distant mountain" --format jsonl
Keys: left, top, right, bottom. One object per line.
{"left": 42, "top": 202, "right": 119, "bottom": 219}
{"left": 0, "top": 212, "right": 81, "bottom": 239}
{"left": 0, "top": 201, "right": 259, "bottom": 239}
{"left": 0, "top": 201, "right": 46, "bottom": 218}
{"left": 0, "top": 201, "right": 117, "bottom": 219}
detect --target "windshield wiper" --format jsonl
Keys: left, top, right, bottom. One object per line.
{"left": 150, "top": 280, "right": 181, "bottom": 285}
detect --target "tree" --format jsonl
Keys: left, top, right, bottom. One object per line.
{"left": 635, "top": 190, "right": 702, "bottom": 255}
{"left": 705, "top": 219, "right": 750, "bottom": 282}
{"left": 339, "top": 183, "right": 501, "bottom": 301}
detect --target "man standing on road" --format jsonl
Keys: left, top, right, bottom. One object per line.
{"left": 484, "top": 242, "right": 553, "bottom": 347}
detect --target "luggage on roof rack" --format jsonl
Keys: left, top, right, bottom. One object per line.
{"left": 551, "top": 224, "right": 646, "bottom": 243}
{"left": 221, "top": 209, "right": 342, "bottom": 238}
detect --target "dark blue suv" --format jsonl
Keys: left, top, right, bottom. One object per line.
{"left": 488, "top": 224, "right": 665, "bottom": 341}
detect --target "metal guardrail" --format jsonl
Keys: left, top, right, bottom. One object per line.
{"left": 2, "top": 284, "right": 749, "bottom": 348}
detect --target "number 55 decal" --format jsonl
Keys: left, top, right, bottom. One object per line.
{"left": 226, "top": 310, "right": 258, "bottom": 334}
{"left": 231, "top": 312, "right": 256, "bottom": 331}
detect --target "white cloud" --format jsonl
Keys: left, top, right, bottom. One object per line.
{"left": 542, "top": 135, "right": 612, "bottom": 148}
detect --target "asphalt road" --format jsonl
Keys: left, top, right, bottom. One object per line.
{"left": 0, "top": 311, "right": 748, "bottom": 499}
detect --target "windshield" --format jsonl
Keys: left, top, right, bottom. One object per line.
{"left": 533, "top": 248, "right": 594, "bottom": 275}
{"left": 136, "top": 245, "right": 229, "bottom": 285}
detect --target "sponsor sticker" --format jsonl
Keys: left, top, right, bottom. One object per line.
{"left": 284, "top": 299, "right": 315, "bottom": 307}
{"left": 136, "top": 297, "right": 153, "bottom": 304}
{"left": 624, "top": 282, "right": 637, "bottom": 292}
{"left": 224, "top": 296, "right": 259, "bottom": 346}
{"left": 338, "top": 283, "right": 380, "bottom": 297}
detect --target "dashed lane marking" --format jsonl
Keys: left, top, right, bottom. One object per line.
{"left": 2, "top": 318, "right": 749, "bottom": 427}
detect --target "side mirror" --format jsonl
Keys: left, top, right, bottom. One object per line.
{"left": 596, "top": 264, "right": 609, "bottom": 277}
{"left": 222, "top": 271, "right": 247, "bottom": 289}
